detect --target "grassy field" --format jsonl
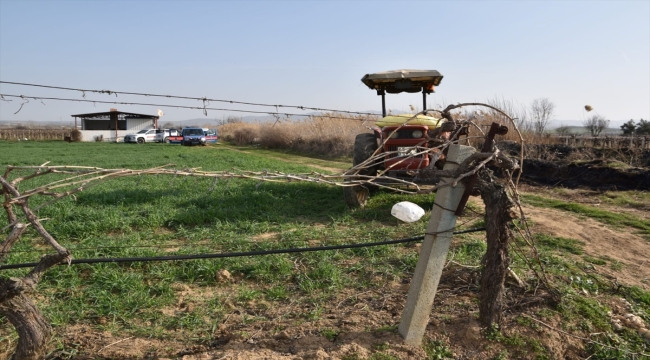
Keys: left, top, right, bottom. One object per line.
{"left": 1, "top": 141, "right": 649, "bottom": 359}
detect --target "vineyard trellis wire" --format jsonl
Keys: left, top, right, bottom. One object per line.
{"left": 0, "top": 93, "right": 375, "bottom": 121}
{"left": 0, "top": 227, "right": 493, "bottom": 271}
{"left": 0, "top": 80, "right": 378, "bottom": 116}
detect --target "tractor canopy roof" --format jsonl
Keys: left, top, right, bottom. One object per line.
{"left": 361, "top": 69, "right": 443, "bottom": 94}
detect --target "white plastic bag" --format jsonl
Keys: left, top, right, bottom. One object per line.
{"left": 391, "top": 201, "right": 425, "bottom": 223}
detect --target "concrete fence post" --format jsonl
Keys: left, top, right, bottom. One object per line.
{"left": 398, "top": 144, "right": 476, "bottom": 346}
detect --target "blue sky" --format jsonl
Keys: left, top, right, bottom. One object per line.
{"left": 1, "top": 0, "right": 648, "bottom": 127}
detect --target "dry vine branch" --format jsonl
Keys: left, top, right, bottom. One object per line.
{"left": 1, "top": 168, "right": 73, "bottom": 359}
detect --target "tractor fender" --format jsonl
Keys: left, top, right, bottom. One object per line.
{"left": 372, "top": 126, "right": 382, "bottom": 142}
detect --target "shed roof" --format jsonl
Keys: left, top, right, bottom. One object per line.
{"left": 71, "top": 110, "right": 159, "bottom": 119}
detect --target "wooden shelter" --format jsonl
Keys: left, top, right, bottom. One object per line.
{"left": 70, "top": 108, "right": 159, "bottom": 141}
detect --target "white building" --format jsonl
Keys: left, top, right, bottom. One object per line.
{"left": 70, "top": 108, "right": 159, "bottom": 142}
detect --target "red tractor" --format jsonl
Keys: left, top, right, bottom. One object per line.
{"left": 344, "top": 69, "right": 458, "bottom": 208}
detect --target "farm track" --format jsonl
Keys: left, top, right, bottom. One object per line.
{"left": 219, "top": 144, "right": 349, "bottom": 173}
{"left": 521, "top": 205, "right": 650, "bottom": 289}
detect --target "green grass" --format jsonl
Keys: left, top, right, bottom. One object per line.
{"left": 0, "top": 142, "right": 440, "bottom": 350}
{"left": 321, "top": 328, "right": 339, "bottom": 341}
{"left": 534, "top": 233, "right": 584, "bottom": 255}
{"left": 600, "top": 190, "right": 650, "bottom": 210}
{"left": 220, "top": 143, "right": 351, "bottom": 170}
{"left": 505, "top": 232, "right": 650, "bottom": 359}
{"left": 423, "top": 338, "right": 454, "bottom": 359}
{"left": 1, "top": 142, "right": 650, "bottom": 359}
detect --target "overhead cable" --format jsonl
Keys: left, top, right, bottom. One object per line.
{"left": 0, "top": 81, "right": 377, "bottom": 116}
{"left": 0, "top": 94, "right": 372, "bottom": 120}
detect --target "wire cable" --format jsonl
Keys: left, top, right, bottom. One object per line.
{"left": 0, "top": 227, "right": 486, "bottom": 270}
{"left": 0, "top": 94, "right": 373, "bottom": 121}
{"left": 3, "top": 220, "right": 485, "bottom": 256}
{"left": 0, "top": 81, "right": 377, "bottom": 116}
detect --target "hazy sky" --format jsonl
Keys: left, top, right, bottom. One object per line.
{"left": 1, "top": 0, "right": 648, "bottom": 127}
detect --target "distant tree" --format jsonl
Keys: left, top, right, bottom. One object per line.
{"left": 530, "top": 98, "right": 555, "bottom": 135}
{"left": 555, "top": 125, "right": 572, "bottom": 136}
{"left": 620, "top": 119, "right": 636, "bottom": 136}
{"left": 583, "top": 114, "right": 610, "bottom": 137}
{"left": 161, "top": 122, "right": 176, "bottom": 129}
{"left": 637, "top": 119, "right": 650, "bottom": 135}
{"left": 216, "top": 115, "right": 243, "bottom": 126}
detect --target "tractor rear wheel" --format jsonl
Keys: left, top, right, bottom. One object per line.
{"left": 344, "top": 133, "right": 379, "bottom": 208}
{"left": 353, "top": 133, "right": 379, "bottom": 174}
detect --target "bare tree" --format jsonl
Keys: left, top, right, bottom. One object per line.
{"left": 583, "top": 114, "right": 610, "bottom": 136}
{"left": 161, "top": 122, "right": 176, "bottom": 129}
{"left": 530, "top": 98, "right": 555, "bottom": 135}
{"left": 487, "top": 97, "right": 530, "bottom": 132}
{"left": 216, "top": 115, "right": 243, "bottom": 126}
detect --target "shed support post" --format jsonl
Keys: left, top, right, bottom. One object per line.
{"left": 398, "top": 144, "right": 475, "bottom": 346}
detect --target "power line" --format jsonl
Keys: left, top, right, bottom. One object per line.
{"left": 0, "top": 81, "right": 378, "bottom": 117}
{"left": 0, "top": 93, "right": 373, "bottom": 121}
{"left": 0, "top": 227, "right": 486, "bottom": 270}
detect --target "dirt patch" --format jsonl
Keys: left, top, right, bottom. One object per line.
{"left": 524, "top": 205, "right": 650, "bottom": 289}
{"left": 519, "top": 185, "right": 650, "bottom": 222}
{"left": 253, "top": 232, "right": 280, "bottom": 240}
{"left": 52, "top": 324, "right": 191, "bottom": 359}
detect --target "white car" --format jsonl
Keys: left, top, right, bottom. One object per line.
{"left": 124, "top": 129, "right": 157, "bottom": 144}
{"left": 155, "top": 128, "right": 180, "bottom": 143}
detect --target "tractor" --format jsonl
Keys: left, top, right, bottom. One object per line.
{"left": 343, "top": 69, "right": 460, "bottom": 208}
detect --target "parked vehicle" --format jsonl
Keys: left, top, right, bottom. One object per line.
{"left": 155, "top": 129, "right": 180, "bottom": 143}
{"left": 203, "top": 128, "right": 218, "bottom": 143}
{"left": 124, "top": 129, "right": 157, "bottom": 144}
{"left": 166, "top": 128, "right": 218, "bottom": 145}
